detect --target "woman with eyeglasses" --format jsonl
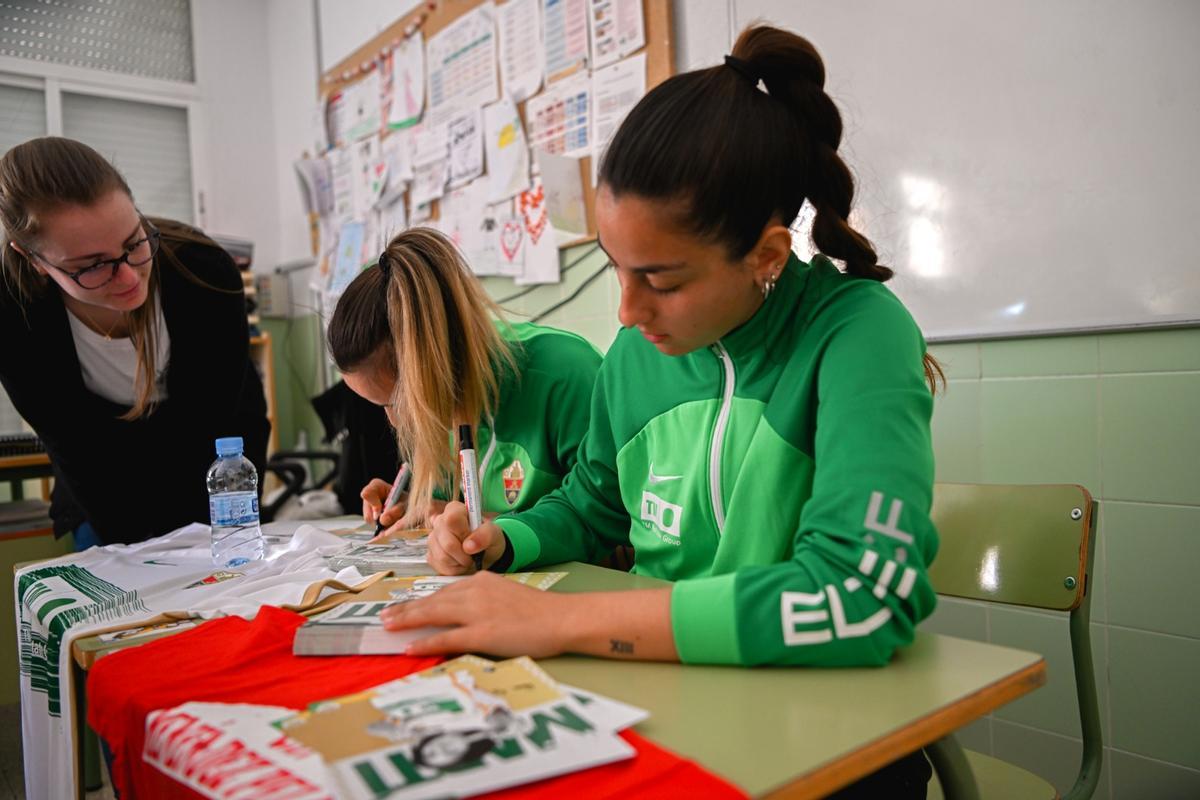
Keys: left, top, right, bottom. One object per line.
{"left": 0, "top": 137, "right": 270, "bottom": 549}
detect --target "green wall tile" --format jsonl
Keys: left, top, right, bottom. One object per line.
{"left": 931, "top": 381, "right": 982, "bottom": 482}
{"left": 1099, "top": 374, "right": 1200, "bottom": 504}
{"left": 498, "top": 282, "right": 561, "bottom": 319}
{"left": 563, "top": 240, "right": 607, "bottom": 273}
{"left": 543, "top": 242, "right": 609, "bottom": 321}
{"left": 921, "top": 597, "right": 987, "bottom": 641}
{"left": 991, "top": 721, "right": 1112, "bottom": 799}
{"left": 607, "top": 262, "right": 629, "bottom": 321}
{"left": 1108, "top": 627, "right": 1200, "bottom": 770}
{"left": 980, "top": 377, "right": 1100, "bottom": 489}
{"left": 1089, "top": 512, "right": 1108, "bottom": 624}
{"left": 533, "top": 308, "right": 566, "bottom": 328}
{"left": 927, "top": 342, "right": 981, "bottom": 380}
{"left": 988, "top": 607, "right": 1109, "bottom": 741}
{"left": 558, "top": 272, "right": 613, "bottom": 328}
{"left": 478, "top": 275, "right": 526, "bottom": 314}
{"left": 1110, "top": 750, "right": 1200, "bottom": 800}
{"left": 1104, "top": 502, "right": 1200, "bottom": 639}
{"left": 981, "top": 336, "right": 1098, "bottom": 378}
{"left": 260, "top": 316, "right": 325, "bottom": 451}
{"left": 1098, "top": 328, "right": 1200, "bottom": 374}
{"left": 555, "top": 315, "right": 619, "bottom": 353}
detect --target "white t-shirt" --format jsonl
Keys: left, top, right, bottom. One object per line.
{"left": 67, "top": 298, "right": 171, "bottom": 405}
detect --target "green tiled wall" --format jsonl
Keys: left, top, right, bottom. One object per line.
{"left": 260, "top": 315, "right": 325, "bottom": 451}
{"left": 479, "top": 242, "right": 620, "bottom": 351}
{"left": 923, "top": 328, "right": 1200, "bottom": 799}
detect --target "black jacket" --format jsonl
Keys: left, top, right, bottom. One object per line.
{"left": 0, "top": 220, "right": 270, "bottom": 544}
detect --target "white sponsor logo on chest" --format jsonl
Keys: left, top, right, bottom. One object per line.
{"left": 640, "top": 490, "right": 682, "bottom": 543}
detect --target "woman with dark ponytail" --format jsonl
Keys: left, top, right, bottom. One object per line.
{"left": 389, "top": 26, "right": 940, "bottom": 795}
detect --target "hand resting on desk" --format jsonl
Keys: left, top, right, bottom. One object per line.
{"left": 385, "top": 501, "right": 677, "bottom": 661}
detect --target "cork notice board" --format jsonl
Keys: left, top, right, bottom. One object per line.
{"left": 319, "top": 0, "right": 675, "bottom": 248}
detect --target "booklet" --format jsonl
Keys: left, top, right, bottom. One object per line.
{"left": 277, "top": 655, "right": 641, "bottom": 799}
{"left": 293, "top": 573, "right": 567, "bottom": 656}
{"left": 411, "top": 654, "right": 649, "bottom": 733}
{"left": 325, "top": 524, "right": 432, "bottom": 544}
{"left": 325, "top": 538, "right": 431, "bottom": 576}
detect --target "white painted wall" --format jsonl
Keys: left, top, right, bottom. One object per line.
{"left": 671, "top": 0, "right": 730, "bottom": 71}
{"left": 317, "top": 0, "right": 422, "bottom": 73}
{"left": 191, "top": 0, "right": 282, "bottom": 272}
{"left": 189, "top": 0, "right": 321, "bottom": 278}
{"left": 266, "top": 0, "right": 320, "bottom": 270}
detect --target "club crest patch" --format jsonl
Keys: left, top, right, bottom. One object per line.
{"left": 184, "top": 571, "right": 241, "bottom": 589}
{"left": 502, "top": 459, "right": 525, "bottom": 506}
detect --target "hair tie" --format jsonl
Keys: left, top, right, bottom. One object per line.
{"left": 724, "top": 55, "right": 765, "bottom": 91}
{"left": 377, "top": 251, "right": 391, "bottom": 278}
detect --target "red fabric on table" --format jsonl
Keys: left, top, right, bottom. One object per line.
{"left": 87, "top": 606, "right": 443, "bottom": 799}
{"left": 87, "top": 606, "right": 748, "bottom": 800}
{"left": 483, "top": 729, "right": 748, "bottom": 800}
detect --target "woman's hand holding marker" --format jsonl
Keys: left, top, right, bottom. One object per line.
{"left": 427, "top": 501, "right": 508, "bottom": 575}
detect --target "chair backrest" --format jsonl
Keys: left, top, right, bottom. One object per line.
{"left": 926, "top": 482, "right": 1103, "bottom": 800}
{"left": 928, "top": 482, "right": 1095, "bottom": 611}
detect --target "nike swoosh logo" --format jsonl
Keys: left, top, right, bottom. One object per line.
{"left": 648, "top": 462, "right": 682, "bottom": 485}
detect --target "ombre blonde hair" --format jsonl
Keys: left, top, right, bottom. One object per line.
{"left": 327, "top": 227, "right": 517, "bottom": 524}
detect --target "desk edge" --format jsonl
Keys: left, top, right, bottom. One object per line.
{"left": 758, "top": 657, "right": 1047, "bottom": 800}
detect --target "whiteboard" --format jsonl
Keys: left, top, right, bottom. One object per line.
{"left": 680, "top": 0, "right": 1200, "bottom": 339}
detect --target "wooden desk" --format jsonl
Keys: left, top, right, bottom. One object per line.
{"left": 0, "top": 451, "right": 52, "bottom": 501}
{"left": 248, "top": 332, "right": 279, "bottom": 456}
{"left": 544, "top": 562, "right": 1044, "bottom": 799}
{"left": 70, "top": 559, "right": 1044, "bottom": 799}
{"left": 0, "top": 453, "right": 51, "bottom": 472}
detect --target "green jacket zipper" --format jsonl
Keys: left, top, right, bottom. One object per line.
{"left": 709, "top": 341, "right": 735, "bottom": 535}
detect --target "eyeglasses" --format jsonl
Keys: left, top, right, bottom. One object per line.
{"left": 31, "top": 220, "right": 161, "bottom": 290}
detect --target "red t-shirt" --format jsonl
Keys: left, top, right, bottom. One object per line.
{"left": 87, "top": 606, "right": 747, "bottom": 799}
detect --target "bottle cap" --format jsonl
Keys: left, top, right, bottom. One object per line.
{"left": 215, "top": 436, "right": 244, "bottom": 457}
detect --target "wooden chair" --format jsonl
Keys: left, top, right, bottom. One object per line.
{"left": 925, "top": 483, "right": 1102, "bottom": 800}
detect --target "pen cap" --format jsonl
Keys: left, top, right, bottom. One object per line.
{"left": 458, "top": 424, "right": 474, "bottom": 450}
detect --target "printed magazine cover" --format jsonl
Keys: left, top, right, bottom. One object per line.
{"left": 278, "top": 656, "right": 642, "bottom": 799}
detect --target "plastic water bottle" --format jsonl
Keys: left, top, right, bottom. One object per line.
{"left": 207, "top": 436, "right": 264, "bottom": 567}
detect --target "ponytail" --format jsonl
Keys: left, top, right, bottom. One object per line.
{"left": 327, "top": 228, "right": 517, "bottom": 523}
{"left": 729, "top": 25, "right": 891, "bottom": 283}
{"left": 599, "top": 25, "right": 942, "bottom": 392}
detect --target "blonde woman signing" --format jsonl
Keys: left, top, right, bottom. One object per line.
{"left": 326, "top": 227, "right": 602, "bottom": 540}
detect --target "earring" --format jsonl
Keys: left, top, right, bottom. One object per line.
{"left": 761, "top": 269, "right": 780, "bottom": 298}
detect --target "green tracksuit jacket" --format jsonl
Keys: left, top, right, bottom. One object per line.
{"left": 495, "top": 255, "right": 939, "bottom": 666}
{"left": 473, "top": 322, "right": 602, "bottom": 514}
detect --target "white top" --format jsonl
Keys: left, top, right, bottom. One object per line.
{"left": 67, "top": 297, "right": 171, "bottom": 405}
